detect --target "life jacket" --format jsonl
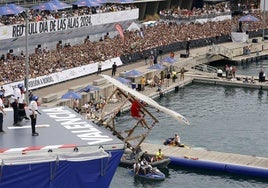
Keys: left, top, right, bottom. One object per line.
{"left": 156, "top": 151, "right": 163, "bottom": 160}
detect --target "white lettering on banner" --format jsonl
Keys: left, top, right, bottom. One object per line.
{"left": 0, "top": 9, "right": 139, "bottom": 40}
{"left": 27, "top": 76, "right": 55, "bottom": 88}
{"left": 43, "top": 107, "right": 113, "bottom": 145}
{"left": 194, "top": 15, "right": 231, "bottom": 24}
{"left": 2, "top": 57, "right": 123, "bottom": 96}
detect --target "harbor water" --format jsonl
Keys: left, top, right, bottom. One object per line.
{"left": 110, "top": 60, "right": 268, "bottom": 188}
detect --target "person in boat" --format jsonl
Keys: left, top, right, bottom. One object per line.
{"left": 174, "top": 133, "right": 181, "bottom": 146}
{"left": 154, "top": 148, "right": 164, "bottom": 161}
{"left": 140, "top": 158, "right": 152, "bottom": 175}
{"left": 133, "top": 161, "right": 141, "bottom": 175}
{"left": 140, "top": 151, "right": 151, "bottom": 163}
{"left": 164, "top": 133, "right": 184, "bottom": 147}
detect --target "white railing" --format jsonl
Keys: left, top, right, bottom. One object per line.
{"left": 208, "top": 44, "right": 234, "bottom": 58}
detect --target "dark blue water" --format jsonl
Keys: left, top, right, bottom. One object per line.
{"left": 110, "top": 60, "right": 268, "bottom": 188}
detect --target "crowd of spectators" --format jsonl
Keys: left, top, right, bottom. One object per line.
{"left": 0, "top": 3, "right": 267, "bottom": 84}
{"left": 0, "top": 4, "right": 136, "bottom": 25}
{"left": 159, "top": 2, "right": 231, "bottom": 20}
{"left": 159, "top": 3, "right": 231, "bottom": 20}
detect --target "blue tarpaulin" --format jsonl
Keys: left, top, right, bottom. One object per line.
{"left": 73, "top": 0, "right": 102, "bottom": 7}
{"left": 0, "top": 150, "right": 123, "bottom": 188}
{"left": 32, "top": 2, "right": 63, "bottom": 11}
{"left": 7, "top": 4, "right": 25, "bottom": 14}
{"left": 51, "top": 0, "right": 72, "bottom": 9}
{"left": 0, "top": 6, "right": 16, "bottom": 16}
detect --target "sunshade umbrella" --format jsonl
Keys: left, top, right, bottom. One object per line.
{"left": 116, "top": 77, "right": 131, "bottom": 84}
{"left": 79, "top": 85, "right": 100, "bottom": 93}
{"left": 147, "top": 64, "right": 165, "bottom": 70}
{"left": 73, "top": 0, "right": 101, "bottom": 7}
{"left": 0, "top": 6, "right": 16, "bottom": 16}
{"left": 161, "top": 57, "right": 177, "bottom": 64}
{"left": 32, "top": 2, "right": 61, "bottom": 11}
{"left": 61, "top": 91, "right": 82, "bottom": 99}
{"left": 238, "top": 14, "right": 260, "bottom": 22}
{"left": 125, "top": 70, "right": 143, "bottom": 77}
{"left": 7, "top": 4, "right": 25, "bottom": 14}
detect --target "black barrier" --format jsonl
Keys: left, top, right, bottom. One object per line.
{"left": 120, "top": 34, "right": 233, "bottom": 64}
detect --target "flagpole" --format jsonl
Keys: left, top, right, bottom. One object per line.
{"left": 24, "top": 8, "right": 30, "bottom": 105}
{"left": 263, "top": 0, "right": 266, "bottom": 41}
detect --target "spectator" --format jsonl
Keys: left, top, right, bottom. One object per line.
{"left": 112, "top": 62, "right": 117, "bottom": 77}
{"left": 0, "top": 93, "right": 6, "bottom": 133}
{"left": 97, "top": 61, "right": 102, "bottom": 75}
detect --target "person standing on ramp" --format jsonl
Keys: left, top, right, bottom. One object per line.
{"left": 28, "top": 96, "right": 41, "bottom": 136}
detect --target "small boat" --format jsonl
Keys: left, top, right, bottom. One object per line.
{"left": 129, "top": 167, "right": 165, "bottom": 181}
{"left": 163, "top": 137, "right": 191, "bottom": 149}
{"left": 120, "top": 151, "right": 170, "bottom": 169}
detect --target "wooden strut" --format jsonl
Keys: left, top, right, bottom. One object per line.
{"left": 97, "top": 87, "right": 160, "bottom": 151}
{"left": 109, "top": 98, "right": 130, "bottom": 129}
{"left": 99, "top": 88, "right": 119, "bottom": 120}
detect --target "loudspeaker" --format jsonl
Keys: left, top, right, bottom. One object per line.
{"left": 252, "top": 39, "right": 258, "bottom": 43}
{"left": 180, "top": 53, "right": 189, "bottom": 58}
{"left": 9, "top": 49, "right": 13, "bottom": 53}
{"left": 37, "top": 44, "right": 41, "bottom": 48}
{"left": 72, "top": 5, "right": 78, "bottom": 9}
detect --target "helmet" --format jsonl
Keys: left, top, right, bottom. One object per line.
{"left": 33, "top": 96, "right": 39, "bottom": 101}
{"left": 18, "top": 83, "right": 23, "bottom": 88}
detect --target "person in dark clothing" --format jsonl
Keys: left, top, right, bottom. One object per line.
{"left": 153, "top": 55, "right": 158, "bottom": 64}
{"left": 259, "top": 69, "right": 265, "bottom": 82}
{"left": 97, "top": 61, "right": 102, "bottom": 75}
{"left": 11, "top": 84, "right": 22, "bottom": 125}
{"left": 186, "top": 41, "right": 190, "bottom": 54}
{"left": 140, "top": 151, "right": 151, "bottom": 162}
{"left": 112, "top": 62, "right": 117, "bottom": 77}
{"left": 238, "top": 21, "right": 243, "bottom": 32}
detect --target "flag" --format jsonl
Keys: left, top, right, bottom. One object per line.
{"left": 115, "top": 23, "right": 124, "bottom": 42}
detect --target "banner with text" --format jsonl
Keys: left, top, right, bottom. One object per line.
{"left": 2, "top": 57, "right": 122, "bottom": 96}
{"left": 0, "top": 9, "right": 139, "bottom": 40}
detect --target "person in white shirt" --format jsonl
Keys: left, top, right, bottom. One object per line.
{"left": 0, "top": 93, "right": 6, "bottom": 133}
{"left": 174, "top": 133, "right": 181, "bottom": 146}
{"left": 28, "top": 96, "right": 41, "bottom": 136}
{"left": 11, "top": 84, "right": 22, "bottom": 125}
{"left": 97, "top": 61, "right": 102, "bottom": 75}
{"left": 18, "top": 84, "right": 29, "bottom": 121}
